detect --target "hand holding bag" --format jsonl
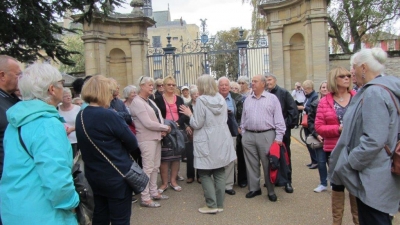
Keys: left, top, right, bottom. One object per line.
{"left": 306, "top": 135, "right": 323, "bottom": 149}
{"left": 80, "top": 110, "right": 149, "bottom": 194}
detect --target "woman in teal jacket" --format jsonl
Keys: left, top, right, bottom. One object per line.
{"left": 1, "top": 63, "right": 79, "bottom": 225}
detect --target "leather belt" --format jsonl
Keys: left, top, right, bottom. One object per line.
{"left": 246, "top": 129, "right": 273, "bottom": 133}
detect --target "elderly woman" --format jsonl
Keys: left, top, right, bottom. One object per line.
{"left": 185, "top": 87, "right": 200, "bottom": 183}
{"left": 154, "top": 76, "right": 187, "bottom": 192}
{"left": 181, "top": 86, "right": 191, "bottom": 106}
{"left": 329, "top": 48, "right": 400, "bottom": 225}
{"left": 58, "top": 88, "right": 81, "bottom": 158}
{"left": 306, "top": 81, "right": 328, "bottom": 193}
{"left": 1, "top": 63, "right": 79, "bottom": 224}
{"left": 130, "top": 76, "right": 171, "bottom": 208}
{"left": 123, "top": 85, "right": 137, "bottom": 112}
{"left": 72, "top": 97, "right": 83, "bottom": 106}
{"left": 315, "top": 67, "right": 357, "bottom": 225}
{"left": 300, "top": 80, "right": 319, "bottom": 169}
{"left": 237, "top": 76, "right": 251, "bottom": 97}
{"left": 230, "top": 81, "right": 240, "bottom": 93}
{"left": 75, "top": 75, "right": 139, "bottom": 224}
{"left": 180, "top": 75, "right": 236, "bottom": 214}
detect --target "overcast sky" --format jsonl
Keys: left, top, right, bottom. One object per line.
{"left": 116, "top": 0, "right": 254, "bottom": 35}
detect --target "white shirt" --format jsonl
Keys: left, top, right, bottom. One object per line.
{"left": 291, "top": 89, "right": 306, "bottom": 103}
{"left": 58, "top": 105, "right": 81, "bottom": 144}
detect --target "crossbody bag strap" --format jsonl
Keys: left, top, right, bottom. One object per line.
{"left": 163, "top": 95, "right": 175, "bottom": 121}
{"left": 18, "top": 126, "right": 33, "bottom": 159}
{"left": 80, "top": 110, "right": 127, "bottom": 178}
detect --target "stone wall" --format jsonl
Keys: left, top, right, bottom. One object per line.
{"left": 329, "top": 51, "right": 400, "bottom": 77}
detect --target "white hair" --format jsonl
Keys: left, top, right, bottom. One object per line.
{"left": 63, "top": 87, "right": 71, "bottom": 95}
{"left": 217, "top": 76, "right": 230, "bottom": 85}
{"left": 123, "top": 85, "right": 137, "bottom": 98}
{"left": 350, "top": 47, "right": 387, "bottom": 74}
{"left": 137, "top": 76, "right": 154, "bottom": 92}
{"left": 19, "top": 63, "right": 62, "bottom": 102}
{"left": 237, "top": 76, "right": 250, "bottom": 84}
{"left": 190, "top": 87, "right": 198, "bottom": 96}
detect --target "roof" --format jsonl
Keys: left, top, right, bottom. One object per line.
{"left": 153, "top": 11, "right": 170, "bottom": 23}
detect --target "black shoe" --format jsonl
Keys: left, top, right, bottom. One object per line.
{"left": 268, "top": 194, "right": 277, "bottom": 202}
{"left": 225, "top": 189, "right": 236, "bottom": 195}
{"left": 309, "top": 164, "right": 318, "bottom": 169}
{"left": 132, "top": 197, "right": 138, "bottom": 203}
{"left": 306, "top": 163, "right": 312, "bottom": 167}
{"left": 238, "top": 182, "right": 247, "bottom": 188}
{"left": 246, "top": 190, "right": 262, "bottom": 198}
{"left": 285, "top": 183, "right": 294, "bottom": 193}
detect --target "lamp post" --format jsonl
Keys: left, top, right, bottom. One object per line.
{"left": 235, "top": 28, "right": 249, "bottom": 78}
{"left": 199, "top": 19, "right": 214, "bottom": 74}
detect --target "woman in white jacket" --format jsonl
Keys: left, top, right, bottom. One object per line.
{"left": 180, "top": 75, "right": 236, "bottom": 214}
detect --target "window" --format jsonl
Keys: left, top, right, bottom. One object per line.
{"left": 173, "top": 37, "right": 179, "bottom": 41}
{"left": 152, "top": 36, "right": 161, "bottom": 48}
{"left": 154, "top": 69, "right": 162, "bottom": 79}
{"left": 153, "top": 54, "right": 162, "bottom": 65}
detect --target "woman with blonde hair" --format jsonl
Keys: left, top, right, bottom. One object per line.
{"left": 75, "top": 75, "right": 139, "bottom": 224}
{"left": 180, "top": 75, "right": 236, "bottom": 214}
{"left": 154, "top": 75, "right": 188, "bottom": 192}
{"left": 130, "top": 76, "right": 171, "bottom": 208}
{"left": 329, "top": 48, "right": 400, "bottom": 225}
{"left": 315, "top": 67, "right": 357, "bottom": 225}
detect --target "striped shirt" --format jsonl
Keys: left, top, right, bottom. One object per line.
{"left": 240, "top": 90, "right": 286, "bottom": 141}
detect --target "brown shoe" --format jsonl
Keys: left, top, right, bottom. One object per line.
{"left": 197, "top": 178, "right": 202, "bottom": 184}
{"left": 187, "top": 178, "right": 194, "bottom": 183}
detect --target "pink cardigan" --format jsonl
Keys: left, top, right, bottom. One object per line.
{"left": 315, "top": 91, "right": 356, "bottom": 152}
{"left": 130, "top": 97, "right": 169, "bottom": 142}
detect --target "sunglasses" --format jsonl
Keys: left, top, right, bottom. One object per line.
{"left": 337, "top": 75, "right": 351, "bottom": 79}
{"left": 157, "top": 84, "right": 164, "bottom": 87}
{"left": 166, "top": 84, "right": 176, "bottom": 87}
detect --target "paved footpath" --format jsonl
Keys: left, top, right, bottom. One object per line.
{"left": 130, "top": 130, "right": 400, "bottom": 225}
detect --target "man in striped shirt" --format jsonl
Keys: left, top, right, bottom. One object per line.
{"left": 240, "top": 75, "right": 286, "bottom": 202}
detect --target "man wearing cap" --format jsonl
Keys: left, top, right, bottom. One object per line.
{"left": 181, "top": 86, "right": 191, "bottom": 106}
{"left": 0, "top": 55, "right": 22, "bottom": 224}
{"left": 218, "top": 77, "right": 245, "bottom": 195}
{"left": 265, "top": 73, "right": 298, "bottom": 194}
{"left": 291, "top": 82, "right": 305, "bottom": 128}
{"left": 240, "top": 75, "right": 286, "bottom": 202}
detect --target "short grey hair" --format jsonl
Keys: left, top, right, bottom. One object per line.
{"left": 19, "top": 63, "right": 62, "bottom": 102}
{"left": 63, "top": 87, "right": 71, "bottom": 95}
{"left": 190, "top": 87, "right": 198, "bottom": 96}
{"left": 237, "top": 76, "right": 249, "bottom": 84}
{"left": 264, "top": 72, "right": 277, "bottom": 80}
{"left": 350, "top": 47, "right": 387, "bottom": 74}
{"left": 218, "top": 76, "right": 230, "bottom": 85}
{"left": 123, "top": 85, "right": 137, "bottom": 99}
{"left": 137, "top": 76, "right": 154, "bottom": 92}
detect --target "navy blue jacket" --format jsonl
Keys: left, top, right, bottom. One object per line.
{"left": 76, "top": 106, "right": 138, "bottom": 198}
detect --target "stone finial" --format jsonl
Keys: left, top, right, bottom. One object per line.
{"left": 131, "top": 0, "right": 144, "bottom": 17}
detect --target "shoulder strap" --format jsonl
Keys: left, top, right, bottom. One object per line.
{"left": 80, "top": 110, "right": 133, "bottom": 178}
{"left": 18, "top": 127, "right": 33, "bottom": 159}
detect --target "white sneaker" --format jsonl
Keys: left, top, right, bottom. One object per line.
{"left": 313, "top": 185, "right": 327, "bottom": 193}
{"left": 198, "top": 206, "right": 218, "bottom": 214}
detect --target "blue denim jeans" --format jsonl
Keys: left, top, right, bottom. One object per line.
{"left": 315, "top": 147, "right": 328, "bottom": 186}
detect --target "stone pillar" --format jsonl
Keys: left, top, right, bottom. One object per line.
{"left": 310, "top": 15, "right": 329, "bottom": 83}
{"left": 283, "top": 44, "right": 291, "bottom": 89}
{"left": 267, "top": 26, "right": 284, "bottom": 80}
{"left": 129, "top": 36, "right": 150, "bottom": 84}
{"left": 82, "top": 35, "right": 107, "bottom": 76}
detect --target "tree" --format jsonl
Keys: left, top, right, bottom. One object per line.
{"left": 328, "top": 0, "right": 400, "bottom": 53}
{"left": 210, "top": 28, "right": 249, "bottom": 80}
{"left": 245, "top": 0, "right": 400, "bottom": 53}
{"left": 59, "top": 34, "right": 85, "bottom": 73}
{"left": 0, "top": 0, "right": 124, "bottom": 65}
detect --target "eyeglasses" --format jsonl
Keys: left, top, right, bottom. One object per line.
{"left": 337, "top": 75, "right": 351, "bottom": 79}
{"left": 58, "top": 79, "right": 65, "bottom": 86}
{"left": 157, "top": 84, "right": 164, "bottom": 87}
{"left": 166, "top": 84, "right": 176, "bottom": 87}
{"left": 139, "top": 76, "right": 144, "bottom": 83}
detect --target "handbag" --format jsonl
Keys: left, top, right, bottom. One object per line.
{"left": 18, "top": 127, "right": 94, "bottom": 225}
{"left": 301, "top": 113, "right": 308, "bottom": 128}
{"left": 306, "top": 135, "right": 323, "bottom": 149}
{"left": 80, "top": 110, "right": 149, "bottom": 194}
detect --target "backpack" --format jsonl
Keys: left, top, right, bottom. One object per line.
{"left": 374, "top": 84, "right": 400, "bottom": 175}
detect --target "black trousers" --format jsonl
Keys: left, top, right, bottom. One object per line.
{"left": 295, "top": 101, "right": 304, "bottom": 126}
{"left": 236, "top": 134, "right": 247, "bottom": 184}
{"left": 356, "top": 197, "right": 392, "bottom": 225}
{"left": 282, "top": 128, "right": 292, "bottom": 183}
{"left": 186, "top": 141, "right": 199, "bottom": 179}
{"left": 92, "top": 189, "right": 132, "bottom": 225}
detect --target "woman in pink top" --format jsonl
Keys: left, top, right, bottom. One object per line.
{"left": 154, "top": 76, "right": 188, "bottom": 192}
{"left": 130, "top": 76, "right": 171, "bottom": 208}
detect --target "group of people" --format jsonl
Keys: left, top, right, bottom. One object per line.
{"left": 0, "top": 47, "right": 399, "bottom": 225}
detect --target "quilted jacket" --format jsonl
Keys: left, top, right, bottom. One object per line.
{"left": 315, "top": 91, "right": 356, "bottom": 152}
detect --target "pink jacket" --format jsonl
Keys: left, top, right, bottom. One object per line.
{"left": 315, "top": 91, "right": 356, "bottom": 152}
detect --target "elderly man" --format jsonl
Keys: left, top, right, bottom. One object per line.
{"left": 218, "top": 77, "right": 245, "bottom": 195}
{"left": 265, "top": 73, "right": 298, "bottom": 193}
{"left": 109, "top": 78, "right": 132, "bottom": 125}
{"left": 0, "top": 55, "right": 21, "bottom": 224}
{"left": 291, "top": 82, "right": 306, "bottom": 128}
{"left": 240, "top": 75, "right": 286, "bottom": 202}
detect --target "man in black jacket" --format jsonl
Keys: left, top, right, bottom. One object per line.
{"left": 265, "top": 73, "right": 298, "bottom": 193}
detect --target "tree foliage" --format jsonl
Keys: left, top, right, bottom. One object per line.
{"left": 210, "top": 28, "right": 248, "bottom": 80}
{"left": 245, "top": 0, "right": 400, "bottom": 53}
{"left": 59, "top": 34, "right": 85, "bottom": 73}
{"left": 0, "top": 0, "right": 124, "bottom": 65}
